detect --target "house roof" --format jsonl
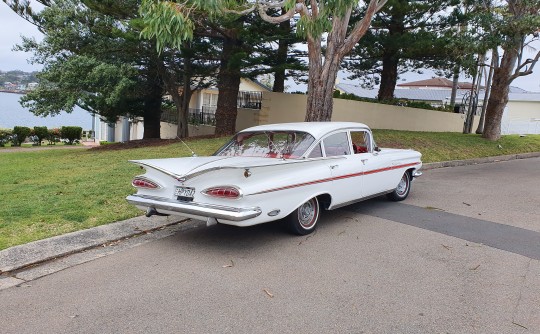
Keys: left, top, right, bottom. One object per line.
{"left": 336, "top": 83, "right": 463, "bottom": 102}
{"left": 248, "top": 78, "right": 272, "bottom": 91}
{"left": 336, "top": 83, "right": 540, "bottom": 103}
{"left": 397, "top": 77, "right": 475, "bottom": 89}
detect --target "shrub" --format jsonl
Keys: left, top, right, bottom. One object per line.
{"left": 47, "top": 128, "right": 61, "bottom": 145}
{"left": 12, "top": 126, "right": 32, "bottom": 146}
{"left": 61, "top": 126, "right": 82, "bottom": 145}
{"left": 0, "top": 128, "right": 12, "bottom": 147}
{"left": 32, "top": 126, "right": 48, "bottom": 146}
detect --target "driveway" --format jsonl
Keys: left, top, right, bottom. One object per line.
{"left": 0, "top": 158, "right": 539, "bottom": 333}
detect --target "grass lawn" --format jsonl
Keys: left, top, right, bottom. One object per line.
{"left": 1, "top": 131, "right": 539, "bottom": 250}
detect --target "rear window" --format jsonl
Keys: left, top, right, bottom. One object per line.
{"left": 214, "top": 131, "right": 316, "bottom": 159}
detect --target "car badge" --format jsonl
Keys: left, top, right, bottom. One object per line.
{"left": 244, "top": 169, "right": 252, "bottom": 178}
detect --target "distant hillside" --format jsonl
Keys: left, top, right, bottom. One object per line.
{"left": 0, "top": 70, "right": 38, "bottom": 85}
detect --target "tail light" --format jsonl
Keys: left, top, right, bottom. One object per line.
{"left": 203, "top": 186, "right": 241, "bottom": 199}
{"left": 132, "top": 177, "right": 160, "bottom": 189}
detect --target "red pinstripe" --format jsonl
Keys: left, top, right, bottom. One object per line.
{"left": 251, "top": 162, "right": 420, "bottom": 195}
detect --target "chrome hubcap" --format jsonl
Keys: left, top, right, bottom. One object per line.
{"left": 298, "top": 200, "right": 317, "bottom": 228}
{"left": 396, "top": 175, "right": 408, "bottom": 196}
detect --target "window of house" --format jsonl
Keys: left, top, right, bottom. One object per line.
{"left": 203, "top": 92, "right": 218, "bottom": 107}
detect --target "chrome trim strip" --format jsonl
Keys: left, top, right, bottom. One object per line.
{"left": 329, "top": 190, "right": 393, "bottom": 210}
{"left": 129, "top": 161, "right": 184, "bottom": 181}
{"left": 413, "top": 170, "right": 423, "bottom": 178}
{"left": 126, "top": 194, "right": 262, "bottom": 221}
{"left": 179, "top": 156, "right": 347, "bottom": 181}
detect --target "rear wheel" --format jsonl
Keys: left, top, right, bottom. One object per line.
{"left": 286, "top": 197, "right": 319, "bottom": 235}
{"left": 387, "top": 172, "right": 411, "bottom": 201}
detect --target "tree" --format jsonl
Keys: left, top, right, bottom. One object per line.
{"left": 140, "top": 0, "right": 387, "bottom": 122}
{"left": 346, "top": 0, "right": 460, "bottom": 101}
{"left": 479, "top": 1, "right": 540, "bottom": 140}
{"left": 5, "top": 0, "right": 169, "bottom": 139}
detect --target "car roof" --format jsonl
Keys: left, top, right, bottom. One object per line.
{"left": 241, "top": 122, "right": 370, "bottom": 139}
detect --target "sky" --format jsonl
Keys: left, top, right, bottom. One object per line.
{"left": 1, "top": 2, "right": 539, "bottom": 92}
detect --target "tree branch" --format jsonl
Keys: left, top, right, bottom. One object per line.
{"left": 339, "top": 0, "right": 387, "bottom": 57}
{"left": 511, "top": 50, "right": 540, "bottom": 80}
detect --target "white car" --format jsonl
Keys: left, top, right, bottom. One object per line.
{"left": 126, "top": 122, "right": 422, "bottom": 235}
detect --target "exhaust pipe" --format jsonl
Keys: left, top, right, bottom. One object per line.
{"left": 145, "top": 207, "right": 169, "bottom": 217}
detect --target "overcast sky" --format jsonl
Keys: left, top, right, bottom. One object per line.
{"left": 1, "top": 2, "right": 539, "bottom": 92}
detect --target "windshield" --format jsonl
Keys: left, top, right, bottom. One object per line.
{"left": 214, "top": 131, "right": 316, "bottom": 159}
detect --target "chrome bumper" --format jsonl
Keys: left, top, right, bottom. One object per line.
{"left": 412, "top": 170, "right": 423, "bottom": 178}
{"left": 126, "top": 194, "right": 262, "bottom": 222}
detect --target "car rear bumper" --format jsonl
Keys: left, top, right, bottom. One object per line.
{"left": 126, "top": 194, "right": 262, "bottom": 222}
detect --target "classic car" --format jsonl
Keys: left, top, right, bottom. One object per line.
{"left": 126, "top": 122, "right": 422, "bottom": 235}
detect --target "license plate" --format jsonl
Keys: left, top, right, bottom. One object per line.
{"left": 174, "top": 186, "right": 195, "bottom": 199}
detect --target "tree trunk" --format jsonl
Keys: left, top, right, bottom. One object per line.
{"left": 215, "top": 34, "right": 242, "bottom": 136}
{"left": 476, "top": 54, "right": 495, "bottom": 134}
{"left": 273, "top": 14, "right": 290, "bottom": 93}
{"left": 176, "top": 60, "right": 192, "bottom": 139}
{"left": 450, "top": 64, "right": 460, "bottom": 106}
{"left": 142, "top": 80, "right": 162, "bottom": 139}
{"left": 305, "top": 56, "right": 340, "bottom": 121}
{"left": 482, "top": 50, "right": 518, "bottom": 140}
{"left": 377, "top": 52, "right": 399, "bottom": 101}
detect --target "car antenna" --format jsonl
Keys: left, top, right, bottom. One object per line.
{"left": 176, "top": 136, "right": 197, "bottom": 157}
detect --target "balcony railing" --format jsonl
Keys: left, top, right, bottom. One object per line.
{"left": 237, "top": 91, "right": 262, "bottom": 110}
{"left": 161, "top": 91, "right": 263, "bottom": 126}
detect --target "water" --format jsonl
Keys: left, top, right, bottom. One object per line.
{"left": 0, "top": 92, "right": 93, "bottom": 130}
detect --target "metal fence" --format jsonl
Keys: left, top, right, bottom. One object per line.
{"left": 189, "top": 109, "right": 216, "bottom": 126}
{"left": 161, "top": 91, "right": 263, "bottom": 126}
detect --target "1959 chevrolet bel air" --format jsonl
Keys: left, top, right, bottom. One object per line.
{"left": 126, "top": 122, "right": 422, "bottom": 235}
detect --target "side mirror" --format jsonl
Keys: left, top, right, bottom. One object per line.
{"left": 374, "top": 146, "right": 381, "bottom": 152}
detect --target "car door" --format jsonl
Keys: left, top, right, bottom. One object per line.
{"left": 321, "top": 130, "right": 365, "bottom": 206}
{"left": 350, "top": 130, "right": 396, "bottom": 197}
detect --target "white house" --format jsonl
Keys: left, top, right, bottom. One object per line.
{"left": 94, "top": 78, "right": 270, "bottom": 142}
{"left": 337, "top": 79, "right": 540, "bottom": 135}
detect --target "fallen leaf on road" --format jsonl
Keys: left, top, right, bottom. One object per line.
{"left": 442, "top": 244, "right": 452, "bottom": 250}
{"left": 470, "top": 264, "right": 480, "bottom": 271}
{"left": 263, "top": 289, "right": 274, "bottom": 298}
{"left": 425, "top": 206, "right": 445, "bottom": 211}
{"left": 463, "top": 202, "right": 471, "bottom": 206}
{"left": 222, "top": 260, "right": 235, "bottom": 268}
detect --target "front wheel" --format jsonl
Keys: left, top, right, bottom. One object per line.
{"left": 387, "top": 172, "right": 411, "bottom": 201}
{"left": 286, "top": 197, "right": 320, "bottom": 235}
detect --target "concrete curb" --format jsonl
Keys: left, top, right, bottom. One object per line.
{"left": 422, "top": 152, "right": 540, "bottom": 170}
{"left": 0, "top": 215, "right": 185, "bottom": 274}
{"left": 1, "top": 152, "right": 539, "bottom": 274}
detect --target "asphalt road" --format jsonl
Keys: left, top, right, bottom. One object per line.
{"left": 1, "top": 158, "right": 539, "bottom": 334}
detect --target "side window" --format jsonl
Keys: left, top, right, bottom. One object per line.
{"left": 308, "top": 142, "right": 323, "bottom": 158}
{"left": 323, "top": 132, "right": 351, "bottom": 157}
{"left": 351, "top": 131, "right": 371, "bottom": 154}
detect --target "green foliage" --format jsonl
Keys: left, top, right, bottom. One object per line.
{"left": 61, "top": 126, "right": 83, "bottom": 145}
{"left": 335, "top": 91, "right": 453, "bottom": 112}
{"left": 0, "top": 129, "right": 13, "bottom": 147}
{"left": 12, "top": 126, "right": 32, "bottom": 146}
{"left": 140, "top": 0, "right": 196, "bottom": 51}
{"left": 347, "top": 0, "right": 463, "bottom": 89}
{"left": 47, "top": 128, "right": 61, "bottom": 145}
{"left": 32, "top": 126, "right": 49, "bottom": 146}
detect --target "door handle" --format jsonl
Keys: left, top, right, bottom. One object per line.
{"left": 361, "top": 159, "right": 368, "bottom": 165}
{"left": 330, "top": 165, "right": 339, "bottom": 169}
